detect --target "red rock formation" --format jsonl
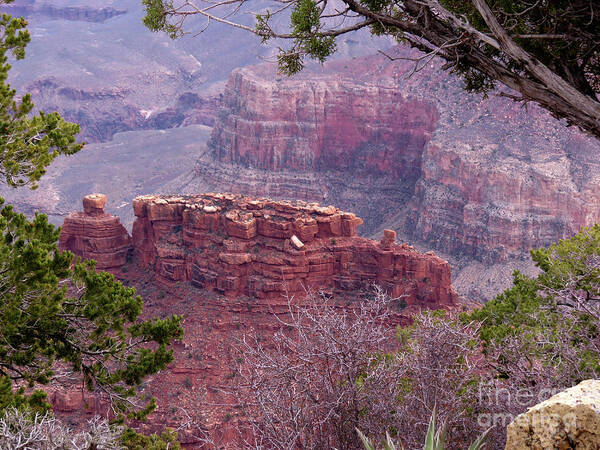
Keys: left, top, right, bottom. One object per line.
{"left": 196, "top": 56, "right": 441, "bottom": 235}
{"left": 132, "top": 193, "right": 457, "bottom": 307}
{"left": 59, "top": 193, "right": 132, "bottom": 270}
{"left": 407, "top": 140, "right": 600, "bottom": 263}
{"left": 198, "top": 46, "right": 600, "bottom": 299}
{"left": 210, "top": 68, "right": 437, "bottom": 179}
{"left": 54, "top": 193, "right": 459, "bottom": 445}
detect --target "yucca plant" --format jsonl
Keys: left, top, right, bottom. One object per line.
{"left": 357, "top": 428, "right": 399, "bottom": 450}
{"left": 424, "top": 405, "right": 446, "bottom": 449}
{"left": 357, "top": 406, "right": 489, "bottom": 450}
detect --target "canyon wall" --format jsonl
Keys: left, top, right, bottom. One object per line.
{"left": 202, "top": 47, "right": 600, "bottom": 282}
{"left": 210, "top": 69, "right": 437, "bottom": 179}
{"left": 131, "top": 193, "right": 457, "bottom": 307}
{"left": 409, "top": 139, "right": 600, "bottom": 263}
{"left": 198, "top": 68, "right": 440, "bottom": 232}
{"left": 56, "top": 193, "right": 458, "bottom": 445}
{"left": 40, "top": 45, "right": 598, "bottom": 300}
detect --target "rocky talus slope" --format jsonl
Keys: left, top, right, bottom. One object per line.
{"left": 55, "top": 193, "right": 458, "bottom": 445}
{"left": 195, "top": 47, "right": 600, "bottom": 299}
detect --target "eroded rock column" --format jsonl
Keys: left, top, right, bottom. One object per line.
{"left": 59, "top": 193, "right": 132, "bottom": 271}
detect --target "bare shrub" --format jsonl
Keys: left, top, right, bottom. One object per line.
{"left": 233, "top": 288, "right": 486, "bottom": 449}
{"left": 234, "top": 288, "right": 399, "bottom": 449}
{"left": 231, "top": 267, "right": 600, "bottom": 449}
{"left": 0, "top": 408, "right": 123, "bottom": 449}
{"left": 391, "top": 313, "right": 484, "bottom": 449}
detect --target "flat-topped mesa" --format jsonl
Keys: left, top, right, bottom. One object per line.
{"left": 132, "top": 193, "right": 458, "bottom": 307}
{"left": 59, "top": 194, "right": 132, "bottom": 271}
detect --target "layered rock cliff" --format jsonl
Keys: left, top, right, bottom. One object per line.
{"left": 199, "top": 47, "right": 600, "bottom": 298}
{"left": 56, "top": 194, "right": 458, "bottom": 445}
{"left": 201, "top": 63, "right": 440, "bottom": 233}
{"left": 131, "top": 193, "right": 457, "bottom": 307}
{"left": 210, "top": 69, "right": 437, "bottom": 178}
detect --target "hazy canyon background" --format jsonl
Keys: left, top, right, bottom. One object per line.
{"left": 3, "top": 0, "right": 600, "bottom": 301}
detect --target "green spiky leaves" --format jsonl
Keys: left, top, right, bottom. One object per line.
{"left": 269, "top": 0, "right": 336, "bottom": 75}
{"left": 0, "top": 197, "right": 183, "bottom": 420}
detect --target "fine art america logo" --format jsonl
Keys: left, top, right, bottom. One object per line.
{"left": 476, "top": 382, "right": 575, "bottom": 429}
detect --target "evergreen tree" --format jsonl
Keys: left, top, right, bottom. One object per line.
{"left": 0, "top": 0, "right": 184, "bottom": 424}
{"left": 143, "top": 0, "right": 600, "bottom": 139}
{"left": 468, "top": 224, "right": 600, "bottom": 379}
{"left": 0, "top": 1, "right": 82, "bottom": 188}
{"left": 0, "top": 198, "right": 183, "bottom": 418}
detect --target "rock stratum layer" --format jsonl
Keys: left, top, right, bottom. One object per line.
{"left": 197, "top": 47, "right": 600, "bottom": 299}
{"left": 56, "top": 193, "right": 458, "bottom": 446}
{"left": 131, "top": 193, "right": 457, "bottom": 307}
{"left": 58, "top": 194, "right": 132, "bottom": 270}
{"left": 211, "top": 69, "right": 437, "bottom": 178}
